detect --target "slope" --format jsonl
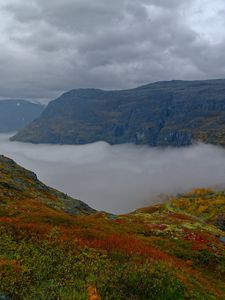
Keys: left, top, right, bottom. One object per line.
{"left": 0, "top": 157, "right": 225, "bottom": 299}
{"left": 11, "top": 79, "right": 225, "bottom": 147}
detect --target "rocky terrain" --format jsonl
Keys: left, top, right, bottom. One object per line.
{"left": 11, "top": 79, "right": 225, "bottom": 147}
{"left": 0, "top": 156, "right": 225, "bottom": 299}
{"left": 0, "top": 100, "right": 44, "bottom": 133}
{"left": 0, "top": 155, "right": 95, "bottom": 217}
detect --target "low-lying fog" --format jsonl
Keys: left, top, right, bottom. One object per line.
{"left": 0, "top": 133, "right": 225, "bottom": 214}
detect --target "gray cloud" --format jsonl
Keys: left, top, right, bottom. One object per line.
{"left": 0, "top": 0, "right": 225, "bottom": 101}
{"left": 1, "top": 133, "right": 225, "bottom": 214}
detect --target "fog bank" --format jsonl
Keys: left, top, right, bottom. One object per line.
{"left": 0, "top": 133, "right": 225, "bottom": 213}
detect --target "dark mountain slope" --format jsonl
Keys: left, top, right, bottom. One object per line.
{"left": 11, "top": 79, "right": 225, "bottom": 146}
{"left": 0, "top": 100, "right": 44, "bottom": 133}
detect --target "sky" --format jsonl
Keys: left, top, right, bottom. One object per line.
{"left": 0, "top": 0, "right": 225, "bottom": 102}
{"left": 1, "top": 133, "right": 225, "bottom": 213}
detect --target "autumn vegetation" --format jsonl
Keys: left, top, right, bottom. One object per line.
{"left": 0, "top": 156, "right": 225, "bottom": 299}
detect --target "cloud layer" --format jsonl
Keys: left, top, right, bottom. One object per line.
{"left": 1, "top": 133, "right": 225, "bottom": 213}
{"left": 0, "top": 0, "right": 225, "bottom": 101}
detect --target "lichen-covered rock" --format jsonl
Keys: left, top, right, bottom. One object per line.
{"left": 215, "top": 214, "right": 225, "bottom": 231}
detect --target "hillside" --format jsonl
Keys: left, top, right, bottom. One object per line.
{"left": 0, "top": 100, "right": 44, "bottom": 133}
{"left": 11, "top": 79, "right": 225, "bottom": 146}
{"left": 0, "top": 155, "right": 95, "bottom": 217}
{"left": 0, "top": 156, "right": 225, "bottom": 299}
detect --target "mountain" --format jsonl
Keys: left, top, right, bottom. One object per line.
{"left": 0, "top": 100, "right": 44, "bottom": 133}
{"left": 0, "top": 155, "right": 95, "bottom": 216}
{"left": 0, "top": 156, "right": 225, "bottom": 299}
{"left": 11, "top": 79, "right": 225, "bottom": 146}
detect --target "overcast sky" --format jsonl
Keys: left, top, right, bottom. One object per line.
{"left": 0, "top": 0, "right": 225, "bottom": 102}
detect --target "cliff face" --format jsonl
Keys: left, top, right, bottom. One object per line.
{"left": 11, "top": 79, "right": 225, "bottom": 146}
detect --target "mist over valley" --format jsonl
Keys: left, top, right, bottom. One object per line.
{"left": 1, "top": 133, "right": 225, "bottom": 213}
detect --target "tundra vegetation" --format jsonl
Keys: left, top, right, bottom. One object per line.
{"left": 0, "top": 156, "right": 225, "bottom": 299}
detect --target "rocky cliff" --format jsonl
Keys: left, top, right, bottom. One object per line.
{"left": 11, "top": 79, "right": 225, "bottom": 146}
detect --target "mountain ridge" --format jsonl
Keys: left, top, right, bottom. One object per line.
{"left": 0, "top": 154, "right": 95, "bottom": 217}
{"left": 11, "top": 78, "right": 225, "bottom": 146}
{"left": 0, "top": 100, "right": 44, "bottom": 133}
